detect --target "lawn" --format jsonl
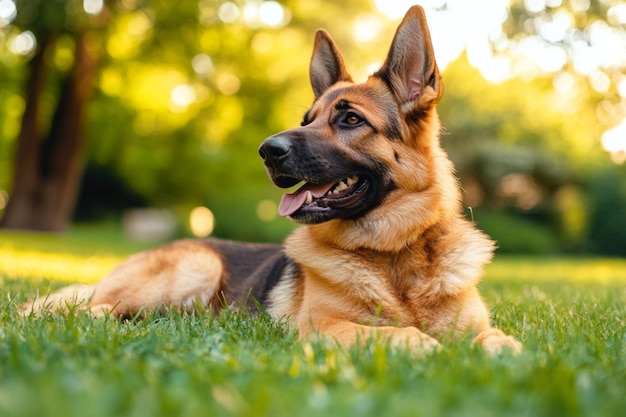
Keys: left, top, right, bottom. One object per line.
{"left": 0, "top": 225, "right": 625, "bottom": 417}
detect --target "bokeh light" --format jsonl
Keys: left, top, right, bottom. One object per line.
{"left": 256, "top": 200, "right": 277, "bottom": 222}
{"left": 190, "top": 206, "right": 215, "bottom": 237}
{"left": 215, "top": 72, "right": 241, "bottom": 96}
{"left": 83, "top": 0, "right": 104, "bottom": 15}
{"left": 170, "top": 84, "right": 196, "bottom": 111}
{"left": 601, "top": 120, "right": 626, "bottom": 164}
{"left": 192, "top": 53, "right": 214, "bottom": 78}
{"left": 0, "top": 190, "right": 8, "bottom": 210}
{"left": 218, "top": 2, "right": 240, "bottom": 24}
{"left": 0, "top": 0, "right": 16, "bottom": 27}
{"left": 258, "top": 1, "right": 286, "bottom": 27}
{"left": 9, "top": 31, "right": 36, "bottom": 56}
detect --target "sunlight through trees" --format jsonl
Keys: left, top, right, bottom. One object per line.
{"left": 0, "top": 0, "right": 624, "bottom": 253}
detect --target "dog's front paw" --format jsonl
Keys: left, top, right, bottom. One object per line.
{"left": 389, "top": 327, "right": 442, "bottom": 353}
{"left": 472, "top": 328, "right": 522, "bottom": 355}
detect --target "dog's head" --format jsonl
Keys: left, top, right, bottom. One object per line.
{"left": 259, "top": 6, "right": 457, "bottom": 249}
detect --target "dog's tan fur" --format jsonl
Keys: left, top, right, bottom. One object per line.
{"left": 24, "top": 6, "right": 521, "bottom": 355}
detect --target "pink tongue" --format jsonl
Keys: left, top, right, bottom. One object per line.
{"left": 278, "top": 182, "right": 335, "bottom": 217}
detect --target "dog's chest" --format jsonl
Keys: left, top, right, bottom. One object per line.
{"left": 308, "top": 250, "right": 457, "bottom": 322}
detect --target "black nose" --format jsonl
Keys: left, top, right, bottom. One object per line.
{"left": 259, "top": 135, "right": 292, "bottom": 161}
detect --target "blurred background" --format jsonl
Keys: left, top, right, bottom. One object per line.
{"left": 0, "top": 0, "right": 625, "bottom": 256}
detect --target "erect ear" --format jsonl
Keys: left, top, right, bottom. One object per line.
{"left": 309, "top": 29, "right": 353, "bottom": 99}
{"left": 375, "top": 6, "right": 442, "bottom": 111}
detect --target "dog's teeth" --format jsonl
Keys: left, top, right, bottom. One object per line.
{"left": 335, "top": 181, "right": 348, "bottom": 192}
{"left": 347, "top": 176, "right": 358, "bottom": 186}
{"left": 305, "top": 190, "right": 313, "bottom": 204}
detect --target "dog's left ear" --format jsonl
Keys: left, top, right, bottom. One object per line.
{"left": 310, "top": 29, "right": 353, "bottom": 99}
{"left": 375, "top": 6, "right": 442, "bottom": 111}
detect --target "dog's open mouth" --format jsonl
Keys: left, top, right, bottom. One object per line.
{"left": 278, "top": 175, "right": 367, "bottom": 217}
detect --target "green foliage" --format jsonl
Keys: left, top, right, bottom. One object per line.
{"left": 585, "top": 164, "right": 626, "bottom": 256}
{"left": 1, "top": 1, "right": 625, "bottom": 250}
{"left": 1, "top": 231, "right": 625, "bottom": 417}
{"left": 441, "top": 55, "right": 603, "bottom": 166}
{"left": 471, "top": 209, "right": 560, "bottom": 254}
{"left": 441, "top": 56, "right": 612, "bottom": 254}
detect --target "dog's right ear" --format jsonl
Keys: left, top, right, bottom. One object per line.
{"left": 309, "top": 30, "right": 353, "bottom": 99}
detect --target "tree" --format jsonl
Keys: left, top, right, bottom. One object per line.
{"left": 0, "top": 0, "right": 103, "bottom": 231}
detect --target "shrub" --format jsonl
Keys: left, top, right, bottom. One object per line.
{"left": 471, "top": 209, "right": 559, "bottom": 254}
{"left": 585, "top": 166, "right": 626, "bottom": 257}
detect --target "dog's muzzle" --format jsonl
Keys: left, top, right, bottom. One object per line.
{"left": 258, "top": 131, "right": 389, "bottom": 223}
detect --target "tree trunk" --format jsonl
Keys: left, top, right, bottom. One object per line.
{"left": 0, "top": 31, "right": 52, "bottom": 230}
{"left": 1, "top": 31, "right": 97, "bottom": 232}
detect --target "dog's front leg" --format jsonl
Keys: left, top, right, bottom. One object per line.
{"left": 305, "top": 318, "right": 441, "bottom": 352}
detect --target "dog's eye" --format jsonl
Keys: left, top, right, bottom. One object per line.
{"left": 341, "top": 112, "right": 365, "bottom": 127}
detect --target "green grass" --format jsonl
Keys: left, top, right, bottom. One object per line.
{"left": 1, "top": 226, "right": 625, "bottom": 417}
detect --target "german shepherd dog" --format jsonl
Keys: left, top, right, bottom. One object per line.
{"left": 25, "top": 6, "right": 521, "bottom": 354}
